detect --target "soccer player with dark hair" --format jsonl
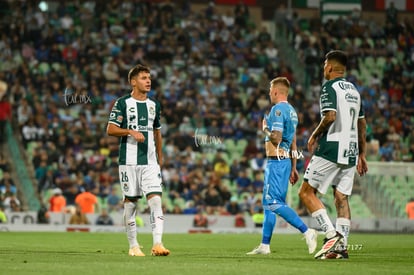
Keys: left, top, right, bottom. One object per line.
{"left": 107, "top": 64, "right": 170, "bottom": 256}
{"left": 299, "top": 50, "right": 368, "bottom": 259}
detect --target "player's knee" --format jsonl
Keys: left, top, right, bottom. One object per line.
{"left": 298, "top": 181, "right": 314, "bottom": 201}
{"left": 148, "top": 195, "right": 162, "bottom": 210}
{"left": 298, "top": 185, "right": 307, "bottom": 201}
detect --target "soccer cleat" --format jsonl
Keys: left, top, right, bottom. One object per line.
{"left": 129, "top": 246, "right": 145, "bottom": 256}
{"left": 314, "top": 231, "right": 344, "bottom": 259}
{"left": 151, "top": 243, "right": 170, "bottom": 256}
{"left": 246, "top": 244, "right": 271, "bottom": 255}
{"left": 304, "top": 228, "right": 318, "bottom": 254}
{"left": 320, "top": 249, "right": 349, "bottom": 259}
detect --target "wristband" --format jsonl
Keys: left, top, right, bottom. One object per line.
{"left": 263, "top": 127, "right": 271, "bottom": 137}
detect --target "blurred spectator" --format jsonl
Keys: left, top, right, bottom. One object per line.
{"left": 243, "top": 138, "right": 259, "bottom": 159}
{"left": 234, "top": 212, "right": 246, "bottom": 227}
{"left": 386, "top": 2, "right": 398, "bottom": 26}
{"left": 235, "top": 170, "right": 252, "bottom": 196}
{"left": 0, "top": 80, "right": 11, "bottom": 144}
{"left": 0, "top": 153, "right": 10, "bottom": 172}
{"left": 406, "top": 198, "right": 414, "bottom": 220}
{"left": 204, "top": 185, "right": 223, "bottom": 215}
{"left": 226, "top": 196, "right": 241, "bottom": 215}
{"left": 95, "top": 208, "right": 114, "bottom": 225}
{"left": 171, "top": 202, "right": 184, "bottom": 214}
{"left": 213, "top": 158, "right": 230, "bottom": 179}
{"left": 106, "top": 188, "right": 122, "bottom": 213}
{"left": 69, "top": 205, "right": 89, "bottom": 225}
{"left": 0, "top": 171, "right": 17, "bottom": 195}
{"left": 252, "top": 207, "right": 264, "bottom": 228}
{"left": 250, "top": 151, "right": 266, "bottom": 172}
{"left": 3, "top": 194, "right": 21, "bottom": 212}
{"left": 0, "top": 205, "right": 6, "bottom": 223}
{"left": 37, "top": 203, "right": 50, "bottom": 224}
{"left": 75, "top": 186, "right": 99, "bottom": 214}
{"left": 193, "top": 210, "right": 208, "bottom": 228}
{"left": 49, "top": 188, "right": 67, "bottom": 213}
{"left": 251, "top": 171, "right": 264, "bottom": 193}
{"left": 183, "top": 200, "right": 198, "bottom": 214}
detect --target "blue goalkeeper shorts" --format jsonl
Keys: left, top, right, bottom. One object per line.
{"left": 262, "top": 158, "right": 291, "bottom": 209}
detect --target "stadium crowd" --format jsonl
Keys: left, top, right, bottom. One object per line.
{"left": 0, "top": 1, "right": 413, "bottom": 220}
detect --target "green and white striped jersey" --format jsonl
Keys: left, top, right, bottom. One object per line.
{"left": 108, "top": 94, "right": 161, "bottom": 165}
{"left": 315, "top": 77, "right": 364, "bottom": 166}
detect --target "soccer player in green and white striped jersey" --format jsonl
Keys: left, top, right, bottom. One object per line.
{"left": 107, "top": 64, "right": 169, "bottom": 257}
{"left": 299, "top": 50, "right": 368, "bottom": 259}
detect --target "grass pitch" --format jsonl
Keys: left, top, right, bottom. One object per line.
{"left": 1, "top": 232, "right": 413, "bottom": 275}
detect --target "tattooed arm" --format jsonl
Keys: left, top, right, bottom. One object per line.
{"left": 307, "top": 110, "right": 336, "bottom": 153}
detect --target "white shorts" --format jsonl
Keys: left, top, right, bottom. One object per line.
{"left": 304, "top": 156, "right": 355, "bottom": 195}
{"left": 119, "top": 164, "right": 163, "bottom": 199}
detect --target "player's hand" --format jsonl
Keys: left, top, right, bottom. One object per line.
{"left": 357, "top": 156, "right": 368, "bottom": 176}
{"left": 290, "top": 169, "right": 299, "bottom": 185}
{"left": 129, "top": 130, "right": 145, "bottom": 142}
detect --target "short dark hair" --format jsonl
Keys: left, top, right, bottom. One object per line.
{"left": 128, "top": 64, "right": 150, "bottom": 83}
{"left": 325, "top": 50, "right": 348, "bottom": 67}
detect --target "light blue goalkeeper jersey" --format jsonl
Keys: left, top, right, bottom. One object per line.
{"left": 265, "top": 101, "right": 298, "bottom": 152}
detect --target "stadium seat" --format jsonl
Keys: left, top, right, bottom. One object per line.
{"left": 376, "top": 56, "right": 386, "bottom": 69}
{"left": 235, "top": 139, "right": 248, "bottom": 155}
{"left": 364, "top": 56, "right": 375, "bottom": 70}
{"left": 224, "top": 139, "right": 236, "bottom": 153}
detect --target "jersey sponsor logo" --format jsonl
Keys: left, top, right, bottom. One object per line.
{"left": 338, "top": 81, "right": 356, "bottom": 91}
{"left": 345, "top": 93, "right": 359, "bottom": 103}
{"left": 129, "top": 115, "right": 136, "bottom": 122}
{"left": 149, "top": 106, "right": 155, "bottom": 116}
{"left": 312, "top": 170, "right": 325, "bottom": 177}
{"left": 138, "top": 125, "right": 153, "bottom": 131}
{"left": 128, "top": 107, "right": 135, "bottom": 113}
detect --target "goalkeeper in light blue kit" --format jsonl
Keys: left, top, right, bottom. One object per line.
{"left": 247, "top": 77, "right": 317, "bottom": 255}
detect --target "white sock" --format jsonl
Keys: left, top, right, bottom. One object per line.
{"left": 148, "top": 196, "right": 164, "bottom": 245}
{"left": 311, "top": 208, "right": 336, "bottom": 239}
{"left": 124, "top": 201, "right": 138, "bottom": 248}
{"left": 260, "top": 243, "right": 270, "bottom": 249}
{"left": 303, "top": 229, "right": 312, "bottom": 237}
{"left": 336, "top": 217, "right": 351, "bottom": 247}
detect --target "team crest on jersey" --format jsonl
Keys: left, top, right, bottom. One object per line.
{"left": 149, "top": 106, "right": 155, "bottom": 116}
{"left": 123, "top": 183, "right": 129, "bottom": 192}
{"left": 275, "top": 110, "right": 281, "bottom": 116}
